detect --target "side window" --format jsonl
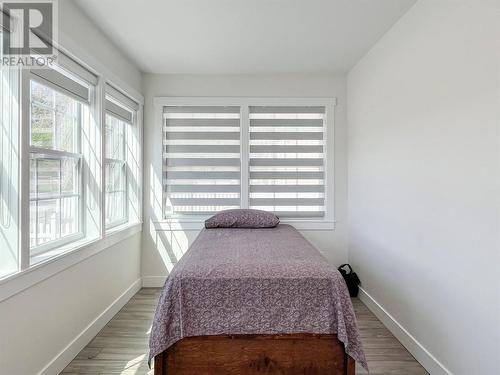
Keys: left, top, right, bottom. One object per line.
{"left": 104, "top": 87, "right": 139, "bottom": 229}
{"left": 29, "top": 79, "right": 85, "bottom": 255}
{"left": 104, "top": 112, "right": 127, "bottom": 227}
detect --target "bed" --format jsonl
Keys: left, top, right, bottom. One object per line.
{"left": 149, "top": 224, "right": 367, "bottom": 374}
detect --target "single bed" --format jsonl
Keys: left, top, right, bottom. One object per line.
{"left": 149, "top": 224, "right": 367, "bottom": 374}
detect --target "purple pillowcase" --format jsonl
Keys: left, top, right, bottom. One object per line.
{"left": 205, "top": 209, "right": 280, "bottom": 229}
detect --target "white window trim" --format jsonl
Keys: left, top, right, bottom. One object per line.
{"left": 153, "top": 96, "right": 336, "bottom": 231}
{"left": 28, "top": 77, "right": 86, "bottom": 256}
{"left": 0, "top": 32, "right": 144, "bottom": 298}
{"left": 103, "top": 89, "right": 142, "bottom": 233}
{"left": 104, "top": 114, "right": 129, "bottom": 230}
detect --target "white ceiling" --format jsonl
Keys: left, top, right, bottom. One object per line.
{"left": 74, "top": 0, "right": 416, "bottom": 74}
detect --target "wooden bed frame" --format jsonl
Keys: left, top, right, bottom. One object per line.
{"left": 154, "top": 333, "right": 355, "bottom": 374}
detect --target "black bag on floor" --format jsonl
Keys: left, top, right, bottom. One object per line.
{"left": 337, "top": 264, "right": 361, "bottom": 297}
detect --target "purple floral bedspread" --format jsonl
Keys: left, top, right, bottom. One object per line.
{"left": 148, "top": 224, "right": 367, "bottom": 370}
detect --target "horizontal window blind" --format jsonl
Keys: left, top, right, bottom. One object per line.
{"left": 249, "top": 106, "right": 326, "bottom": 217}
{"left": 105, "top": 84, "right": 139, "bottom": 124}
{"left": 31, "top": 68, "right": 90, "bottom": 103}
{"left": 105, "top": 97, "right": 133, "bottom": 123}
{"left": 31, "top": 51, "right": 97, "bottom": 104}
{"left": 106, "top": 83, "right": 140, "bottom": 112}
{"left": 163, "top": 106, "right": 241, "bottom": 215}
{"left": 57, "top": 52, "right": 98, "bottom": 87}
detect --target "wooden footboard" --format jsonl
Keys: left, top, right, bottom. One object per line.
{"left": 154, "top": 334, "right": 355, "bottom": 374}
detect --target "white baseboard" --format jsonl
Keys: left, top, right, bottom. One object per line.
{"left": 142, "top": 275, "right": 167, "bottom": 287}
{"left": 358, "top": 287, "right": 452, "bottom": 375}
{"left": 38, "top": 278, "right": 142, "bottom": 375}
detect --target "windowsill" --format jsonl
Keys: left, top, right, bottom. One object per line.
{"left": 153, "top": 218, "right": 336, "bottom": 231}
{"left": 30, "top": 233, "right": 95, "bottom": 266}
{"left": 0, "top": 222, "right": 142, "bottom": 303}
{"left": 106, "top": 220, "right": 134, "bottom": 235}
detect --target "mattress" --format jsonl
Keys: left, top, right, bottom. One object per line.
{"left": 148, "top": 224, "right": 367, "bottom": 369}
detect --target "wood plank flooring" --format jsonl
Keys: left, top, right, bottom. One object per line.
{"left": 61, "top": 288, "right": 428, "bottom": 375}
{"left": 351, "top": 298, "right": 428, "bottom": 375}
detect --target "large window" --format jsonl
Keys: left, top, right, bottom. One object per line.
{"left": 0, "top": 43, "right": 143, "bottom": 291}
{"left": 161, "top": 100, "right": 333, "bottom": 221}
{"left": 29, "top": 78, "right": 85, "bottom": 254}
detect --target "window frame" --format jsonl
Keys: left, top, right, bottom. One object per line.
{"left": 28, "top": 76, "right": 86, "bottom": 256}
{"left": 155, "top": 97, "right": 336, "bottom": 230}
{"left": 104, "top": 111, "right": 129, "bottom": 229}
{"left": 103, "top": 86, "right": 140, "bottom": 233}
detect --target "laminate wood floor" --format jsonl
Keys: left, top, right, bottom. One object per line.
{"left": 61, "top": 288, "right": 428, "bottom": 375}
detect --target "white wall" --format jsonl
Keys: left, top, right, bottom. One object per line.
{"left": 142, "top": 74, "right": 349, "bottom": 282}
{"left": 0, "top": 234, "right": 141, "bottom": 375}
{"left": 0, "top": 2, "right": 143, "bottom": 374}
{"left": 347, "top": 1, "right": 500, "bottom": 374}
{"left": 60, "top": 0, "right": 142, "bottom": 93}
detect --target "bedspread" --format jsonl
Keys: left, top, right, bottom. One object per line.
{"left": 149, "top": 224, "right": 367, "bottom": 369}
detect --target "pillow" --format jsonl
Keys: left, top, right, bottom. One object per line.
{"left": 205, "top": 209, "right": 280, "bottom": 229}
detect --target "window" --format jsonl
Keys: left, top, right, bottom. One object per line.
{"left": 29, "top": 78, "right": 85, "bottom": 254}
{"left": 105, "top": 105, "right": 127, "bottom": 227}
{"left": 161, "top": 99, "right": 333, "bottom": 222}
{"left": 163, "top": 106, "right": 241, "bottom": 215}
{"left": 104, "top": 84, "right": 139, "bottom": 229}
{"left": 105, "top": 114, "right": 126, "bottom": 227}
{"left": 0, "top": 41, "right": 144, "bottom": 292}
{"left": 27, "top": 56, "right": 99, "bottom": 262}
{"left": 249, "top": 106, "right": 325, "bottom": 217}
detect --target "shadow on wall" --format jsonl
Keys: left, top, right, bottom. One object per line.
{"left": 146, "top": 163, "right": 191, "bottom": 274}
{"left": 126, "top": 116, "right": 142, "bottom": 222}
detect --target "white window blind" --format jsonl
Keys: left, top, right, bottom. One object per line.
{"left": 31, "top": 51, "right": 98, "bottom": 104}
{"left": 105, "top": 99, "right": 133, "bottom": 124}
{"left": 163, "top": 106, "right": 241, "bottom": 215}
{"left": 249, "top": 106, "right": 326, "bottom": 217}
{"left": 106, "top": 83, "right": 140, "bottom": 112}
